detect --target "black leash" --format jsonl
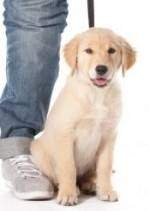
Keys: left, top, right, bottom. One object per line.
{"left": 87, "top": 0, "right": 95, "bottom": 27}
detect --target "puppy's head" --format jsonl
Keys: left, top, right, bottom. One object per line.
{"left": 64, "top": 28, "right": 136, "bottom": 88}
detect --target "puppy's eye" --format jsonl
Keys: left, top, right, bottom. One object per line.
{"left": 84, "top": 48, "right": 93, "bottom": 54}
{"left": 108, "top": 47, "right": 116, "bottom": 54}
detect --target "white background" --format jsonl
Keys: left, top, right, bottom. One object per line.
{"left": 0, "top": 0, "right": 150, "bottom": 210}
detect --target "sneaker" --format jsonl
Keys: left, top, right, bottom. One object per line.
{"left": 1, "top": 154, "right": 54, "bottom": 200}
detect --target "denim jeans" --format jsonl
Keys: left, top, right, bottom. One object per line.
{"left": 0, "top": 0, "right": 68, "bottom": 159}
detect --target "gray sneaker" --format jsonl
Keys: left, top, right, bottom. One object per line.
{"left": 1, "top": 154, "right": 54, "bottom": 200}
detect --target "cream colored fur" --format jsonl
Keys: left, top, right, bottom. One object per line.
{"left": 31, "top": 28, "right": 136, "bottom": 205}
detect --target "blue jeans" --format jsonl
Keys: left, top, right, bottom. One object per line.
{"left": 0, "top": 0, "right": 68, "bottom": 159}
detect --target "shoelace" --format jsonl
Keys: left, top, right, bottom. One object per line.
{"left": 9, "top": 155, "right": 42, "bottom": 179}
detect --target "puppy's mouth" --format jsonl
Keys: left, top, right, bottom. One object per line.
{"left": 91, "top": 77, "right": 110, "bottom": 87}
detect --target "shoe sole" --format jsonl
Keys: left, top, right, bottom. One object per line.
{"left": 14, "top": 190, "right": 54, "bottom": 200}
{"left": 4, "top": 179, "right": 54, "bottom": 200}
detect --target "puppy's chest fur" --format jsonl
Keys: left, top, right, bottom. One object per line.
{"left": 73, "top": 86, "right": 121, "bottom": 175}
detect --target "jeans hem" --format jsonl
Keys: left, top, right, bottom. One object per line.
{"left": 0, "top": 136, "right": 33, "bottom": 159}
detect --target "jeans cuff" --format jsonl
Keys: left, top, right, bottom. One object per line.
{"left": 0, "top": 137, "right": 32, "bottom": 159}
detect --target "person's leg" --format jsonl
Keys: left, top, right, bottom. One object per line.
{"left": 0, "top": 0, "right": 68, "bottom": 159}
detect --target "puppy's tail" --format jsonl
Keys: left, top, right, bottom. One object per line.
{"left": 30, "top": 139, "right": 52, "bottom": 178}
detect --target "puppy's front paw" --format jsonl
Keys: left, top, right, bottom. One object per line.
{"left": 97, "top": 188, "right": 118, "bottom": 202}
{"left": 57, "top": 186, "right": 78, "bottom": 206}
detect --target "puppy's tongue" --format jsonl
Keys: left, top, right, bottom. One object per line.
{"left": 92, "top": 78, "right": 107, "bottom": 87}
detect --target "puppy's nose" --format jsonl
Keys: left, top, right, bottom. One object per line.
{"left": 95, "top": 65, "right": 108, "bottom": 76}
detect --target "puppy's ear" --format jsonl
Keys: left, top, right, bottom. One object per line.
{"left": 119, "top": 37, "right": 136, "bottom": 76}
{"left": 64, "top": 35, "right": 80, "bottom": 75}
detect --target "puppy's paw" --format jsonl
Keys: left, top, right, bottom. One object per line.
{"left": 80, "top": 180, "right": 96, "bottom": 195}
{"left": 97, "top": 188, "right": 118, "bottom": 202}
{"left": 56, "top": 186, "right": 79, "bottom": 206}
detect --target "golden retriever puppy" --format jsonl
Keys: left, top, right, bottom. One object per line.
{"left": 31, "top": 28, "right": 136, "bottom": 205}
